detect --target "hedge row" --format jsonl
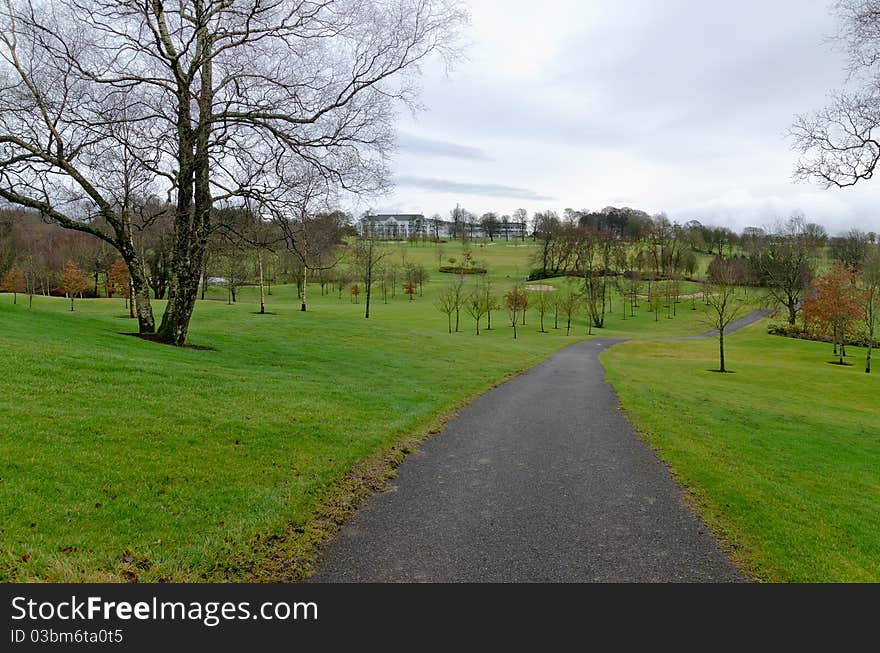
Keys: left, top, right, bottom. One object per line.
{"left": 767, "top": 322, "right": 879, "bottom": 348}
{"left": 438, "top": 266, "right": 487, "bottom": 274}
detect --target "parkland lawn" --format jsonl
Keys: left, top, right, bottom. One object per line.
{"left": 2, "top": 239, "right": 876, "bottom": 582}
{"left": 0, "top": 240, "right": 721, "bottom": 582}
{"left": 604, "top": 324, "right": 880, "bottom": 582}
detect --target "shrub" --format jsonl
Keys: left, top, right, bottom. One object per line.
{"left": 768, "top": 322, "right": 879, "bottom": 348}
{"left": 767, "top": 322, "right": 808, "bottom": 338}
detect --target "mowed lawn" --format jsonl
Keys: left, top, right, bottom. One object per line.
{"left": 603, "top": 323, "right": 880, "bottom": 582}
{"left": 0, "top": 275, "right": 587, "bottom": 581}
{"left": 0, "top": 237, "right": 789, "bottom": 583}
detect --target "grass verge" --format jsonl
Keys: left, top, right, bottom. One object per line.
{"left": 602, "top": 320, "right": 880, "bottom": 582}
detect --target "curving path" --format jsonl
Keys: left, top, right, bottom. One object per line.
{"left": 312, "top": 311, "right": 769, "bottom": 582}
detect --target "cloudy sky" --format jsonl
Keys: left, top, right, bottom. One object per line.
{"left": 368, "top": 0, "right": 880, "bottom": 234}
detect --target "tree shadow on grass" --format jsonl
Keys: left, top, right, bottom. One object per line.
{"left": 707, "top": 369, "right": 736, "bottom": 374}
{"left": 827, "top": 360, "right": 853, "bottom": 367}
{"left": 120, "top": 332, "right": 217, "bottom": 351}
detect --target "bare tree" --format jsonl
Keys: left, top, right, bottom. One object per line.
{"left": 531, "top": 288, "right": 553, "bottom": 333}
{"left": 504, "top": 285, "right": 527, "bottom": 339}
{"left": 480, "top": 212, "right": 499, "bottom": 242}
{"left": 435, "top": 288, "right": 456, "bottom": 334}
{"left": 750, "top": 215, "right": 817, "bottom": 325}
{"left": 512, "top": 208, "right": 528, "bottom": 241}
{"left": 333, "top": 266, "right": 354, "bottom": 300}
{"left": 279, "top": 197, "right": 346, "bottom": 312}
{"left": 577, "top": 228, "right": 614, "bottom": 329}
{"left": 0, "top": 0, "right": 465, "bottom": 344}
{"left": 791, "top": 2, "right": 880, "bottom": 188}
{"left": 0, "top": 3, "right": 160, "bottom": 332}
{"left": 481, "top": 279, "right": 500, "bottom": 330}
{"left": 705, "top": 259, "right": 750, "bottom": 373}
{"left": 448, "top": 274, "right": 466, "bottom": 332}
{"left": 557, "top": 281, "right": 580, "bottom": 336}
{"left": 354, "top": 225, "right": 388, "bottom": 319}
{"left": 465, "top": 288, "right": 489, "bottom": 335}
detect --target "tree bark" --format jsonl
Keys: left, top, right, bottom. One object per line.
{"left": 128, "top": 279, "right": 134, "bottom": 318}
{"left": 258, "top": 253, "right": 266, "bottom": 314}
{"left": 300, "top": 265, "right": 308, "bottom": 312}
{"left": 364, "top": 270, "right": 371, "bottom": 319}
{"left": 201, "top": 255, "right": 208, "bottom": 301}
{"left": 867, "top": 302, "right": 875, "bottom": 374}
{"left": 155, "top": 14, "right": 213, "bottom": 347}
{"left": 719, "top": 329, "right": 726, "bottom": 372}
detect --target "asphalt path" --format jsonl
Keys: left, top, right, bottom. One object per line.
{"left": 313, "top": 311, "right": 769, "bottom": 582}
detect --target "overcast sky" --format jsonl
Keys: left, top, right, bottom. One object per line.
{"left": 366, "top": 0, "right": 880, "bottom": 234}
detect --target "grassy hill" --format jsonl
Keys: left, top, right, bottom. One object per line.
{"left": 0, "top": 241, "right": 722, "bottom": 582}
{"left": 5, "top": 239, "right": 874, "bottom": 583}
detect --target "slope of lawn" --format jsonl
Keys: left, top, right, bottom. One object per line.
{"left": 0, "top": 239, "right": 741, "bottom": 583}
{"left": 602, "top": 322, "right": 880, "bottom": 582}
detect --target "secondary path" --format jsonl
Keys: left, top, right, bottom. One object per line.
{"left": 313, "top": 311, "right": 769, "bottom": 582}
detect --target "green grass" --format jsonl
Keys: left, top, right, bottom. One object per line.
{"left": 381, "top": 238, "right": 539, "bottom": 283}
{"left": 0, "top": 278, "right": 587, "bottom": 581}
{"left": 0, "top": 239, "right": 806, "bottom": 583}
{"left": 5, "top": 243, "right": 721, "bottom": 583}
{"left": 603, "top": 322, "right": 880, "bottom": 582}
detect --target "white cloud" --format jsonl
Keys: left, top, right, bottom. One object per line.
{"left": 366, "top": 0, "right": 880, "bottom": 235}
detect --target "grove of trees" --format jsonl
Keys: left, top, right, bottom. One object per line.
{"left": 0, "top": 0, "right": 465, "bottom": 344}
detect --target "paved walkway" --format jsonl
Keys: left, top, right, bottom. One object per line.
{"left": 313, "top": 311, "right": 769, "bottom": 582}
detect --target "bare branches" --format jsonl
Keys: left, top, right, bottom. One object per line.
{"left": 791, "top": 92, "right": 880, "bottom": 187}
{"left": 791, "top": 2, "right": 880, "bottom": 187}
{"left": 0, "top": 0, "right": 467, "bottom": 342}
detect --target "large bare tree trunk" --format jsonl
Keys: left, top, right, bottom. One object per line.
{"left": 132, "top": 277, "right": 153, "bottom": 331}
{"left": 118, "top": 237, "right": 154, "bottom": 332}
{"left": 156, "top": 19, "right": 212, "bottom": 347}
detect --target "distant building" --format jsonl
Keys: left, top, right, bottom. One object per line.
{"left": 357, "top": 212, "right": 527, "bottom": 241}
{"left": 359, "top": 214, "right": 429, "bottom": 239}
